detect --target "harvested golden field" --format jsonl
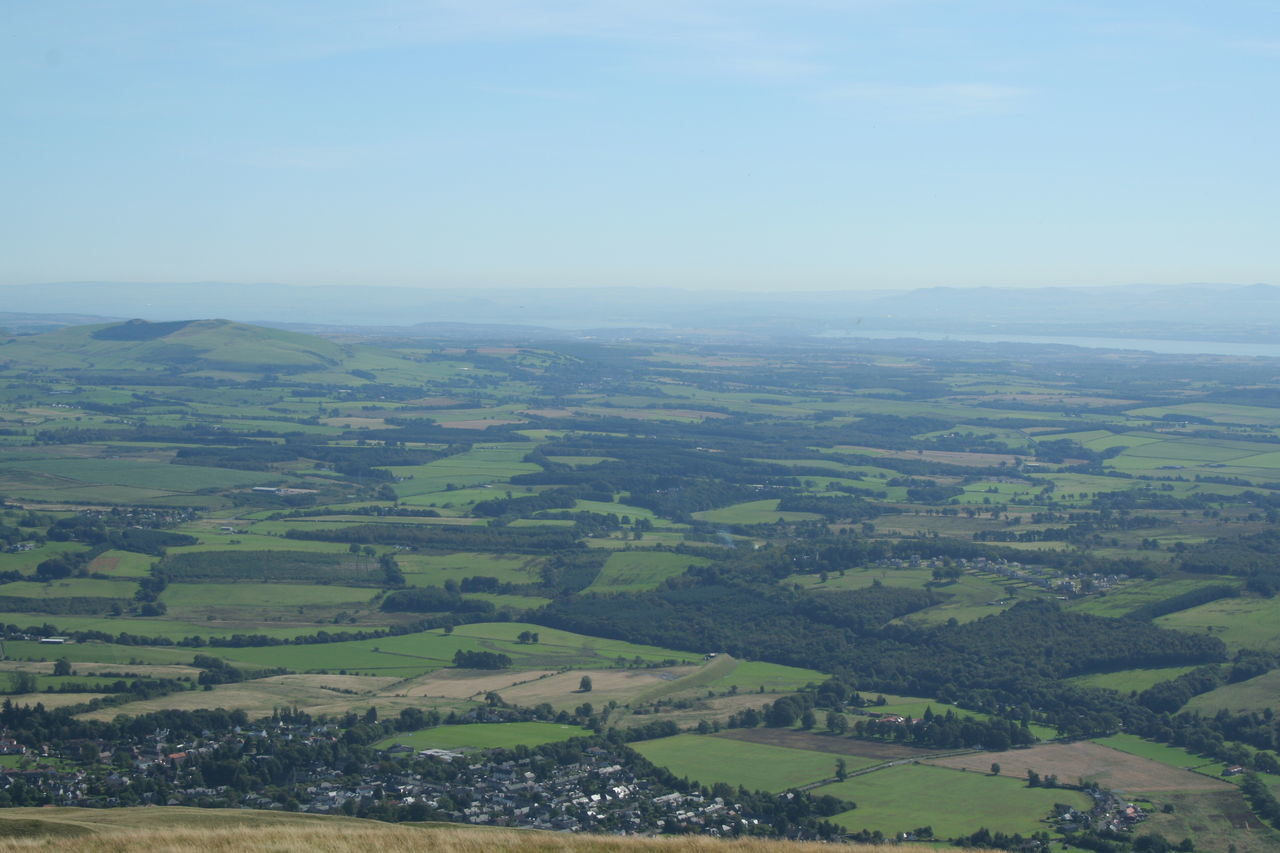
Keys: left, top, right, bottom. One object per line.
{"left": 76, "top": 674, "right": 407, "bottom": 722}
{"left": 398, "top": 668, "right": 560, "bottom": 699}
{"left": 926, "top": 741, "right": 1231, "bottom": 792}
{"left": 3, "top": 692, "right": 109, "bottom": 709}
{"left": 0, "top": 807, "right": 926, "bottom": 853}
{"left": 499, "top": 667, "right": 692, "bottom": 709}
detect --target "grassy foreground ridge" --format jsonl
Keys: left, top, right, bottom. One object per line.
{"left": 0, "top": 807, "right": 924, "bottom": 852}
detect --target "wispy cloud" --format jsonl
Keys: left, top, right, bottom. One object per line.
{"left": 223, "top": 0, "right": 838, "bottom": 80}
{"left": 818, "top": 82, "right": 1030, "bottom": 118}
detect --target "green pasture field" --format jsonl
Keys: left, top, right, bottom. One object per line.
{"left": 160, "top": 582, "right": 378, "bottom": 611}
{"left": 1126, "top": 403, "right": 1280, "bottom": 427}
{"left": 953, "top": 481, "right": 1041, "bottom": 504}
{"left": 1156, "top": 596, "right": 1280, "bottom": 653}
{"left": 445, "top": 622, "right": 701, "bottom": 665}
{"left": 0, "top": 612, "right": 355, "bottom": 640}
{"left": 786, "top": 566, "right": 935, "bottom": 592}
{"left": 1093, "top": 734, "right": 1218, "bottom": 771}
{"left": 543, "top": 456, "right": 617, "bottom": 467}
{"left": 426, "top": 405, "right": 530, "bottom": 425}
{"left": 247, "top": 519, "right": 438, "bottom": 537}
{"left": 675, "top": 386, "right": 1063, "bottom": 423}
{"left": 190, "top": 622, "right": 701, "bottom": 677}
{"left": 583, "top": 531, "right": 689, "bottom": 549}
{"left": 0, "top": 481, "right": 177, "bottom": 504}
{"left": 0, "top": 640, "right": 202, "bottom": 667}
{"left": 189, "top": 418, "right": 340, "bottom": 436}
{"left": 819, "top": 764, "right": 1091, "bottom": 840}
{"left": 137, "top": 495, "right": 229, "bottom": 509}
{"left": 572, "top": 500, "right": 664, "bottom": 524}
{"left": 382, "top": 444, "right": 542, "bottom": 498}
{"left": 691, "top": 499, "right": 822, "bottom": 525}
{"left": 632, "top": 733, "right": 866, "bottom": 792}
{"left": 401, "top": 485, "right": 539, "bottom": 511}
{"left": 705, "top": 660, "right": 826, "bottom": 694}
{"left": 1035, "top": 472, "right": 1149, "bottom": 498}
{"left": 1068, "top": 576, "right": 1232, "bottom": 619}
{"left": 804, "top": 477, "right": 908, "bottom": 502}
{"left": 87, "top": 550, "right": 156, "bottom": 578}
{"left": 374, "top": 722, "right": 591, "bottom": 752}
{"left": 1120, "top": 437, "right": 1269, "bottom": 463}
{"left": 585, "top": 551, "right": 708, "bottom": 593}
{"left": 1185, "top": 669, "right": 1280, "bottom": 715}
{"left": 0, "top": 458, "right": 277, "bottom": 491}
{"left": 917, "top": 425, "right": 1035, "bottom": 450}
{"left": 0, "top": 578, "right": 137, "bottom": 599}
{"left": 166, "top": 533, "right": 356, "bottom": 555}
{"left": 507, "top": 519, "right": 575, "bottom": 529}
{"left": 394, "top": 552, "right": 541, "bottom": 586}
{"left": 1067, "top": 666, "right": 1200, "bottom": 693}
{"left": 0, "top": 541, "right": 90, "bottom": 575}
{"left": 292, "top": 514, "right": 483, "bottom": 526}
{"left": 788, "top": 459, "right": 905, "bottom": 482}
{"left": 896, "top": 571, "right": 1032, "bottom": 626}
{"left": 1226, "top": 449, "right": 1280, "bottom": 469}
{"left": 1139, "top": 789, "right": 1280, "bottom": 853}
{"left": 1104, "top": 459, "right": 1272, "bottom": 485}
{"left": 1044, "top": 425, "right": 1136, "bottom": 445}
{"left": 870, "top": 513, "right": 1009, "bottom": 541}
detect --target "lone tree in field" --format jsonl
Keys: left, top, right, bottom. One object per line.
{"left": 579, "top": 675, "right": 593, "bottom": 692}
{"left": 990, "top": 762, "right": 1001, "bottom": 776}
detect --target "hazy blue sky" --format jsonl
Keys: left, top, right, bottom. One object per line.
{"left": 3, "top": 1, "right": 1277, "bottom": 291}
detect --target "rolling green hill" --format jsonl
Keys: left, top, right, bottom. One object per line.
{"left": 0, "top": 318, "right": 347, "bottom": 373}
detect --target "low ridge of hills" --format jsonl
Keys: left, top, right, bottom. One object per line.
{"left": 0, "top": 318, "right": 348, "bottom": 374}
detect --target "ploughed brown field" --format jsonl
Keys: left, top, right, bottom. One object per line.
{"left": 925, "top": 742, "right": 1232, "bottom": 792}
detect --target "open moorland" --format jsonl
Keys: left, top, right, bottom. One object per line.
{"left": 0, "top": 807, "right": 924, "bottom": 852}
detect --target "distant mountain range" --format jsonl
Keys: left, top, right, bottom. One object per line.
{"left": 2, "top": 281, "right": 1277, "bottom": 343}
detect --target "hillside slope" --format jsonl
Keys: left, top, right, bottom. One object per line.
{"left": 0, "top": 807, "right": 922, "bottom": 852}
{"left": 0, "top": 318, "right": 347, "bottom": 373}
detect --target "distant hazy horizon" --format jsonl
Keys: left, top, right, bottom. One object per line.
{"left": 5, "top": 2, "right": 1278, "bottom": 289}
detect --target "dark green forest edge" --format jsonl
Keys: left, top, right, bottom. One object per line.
{"left": 3, "top": 320, "right": 1280, "bottom": 850}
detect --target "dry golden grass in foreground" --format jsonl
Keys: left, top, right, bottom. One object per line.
{"left": 0, "top": 807, "right": 930, "bottom": 853}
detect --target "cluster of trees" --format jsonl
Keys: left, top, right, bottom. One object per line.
{"left": 285, "top": 523, "right": 580, "bottom": 554}
{"left": 1177, "top": 530, "right": 1280, "bottom": 595}
{"left": 192, "top": 654, "right": 246, "bottom": 686}
{"left": 849, "top": 708, "right": 1036, "bottom": 751}
{"left": 451, "top": 650, "right": 511, "bottom": 669}
{"left": 775, "top": 494, "right": 882, "bottom": 522}
{"left": 1241, "top": 773, "right": 1280, "bottom": 831}
{"left": 46, "top": 516, "right": 196, "bottom": 555}
{"left": 380, "top": 586, "right": 495, "bottom": 615}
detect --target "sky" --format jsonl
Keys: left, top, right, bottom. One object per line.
{"left": 2, "top": 1, "right": 1278, "bottom": 291}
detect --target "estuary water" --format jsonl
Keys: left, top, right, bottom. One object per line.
{"left": 828, "top": 330, "right": 1280, "bottom": 359}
